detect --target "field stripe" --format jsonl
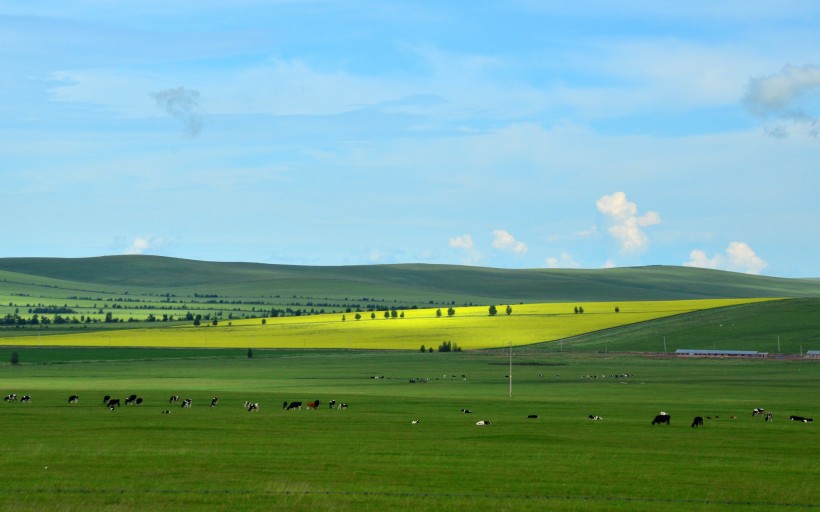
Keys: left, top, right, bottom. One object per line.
{"left": 3, "top": 488, "right": 817, "bottom": 508}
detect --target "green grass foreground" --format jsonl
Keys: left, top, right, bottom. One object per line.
{"left": 1, "top": 349, "right": 818, "bottom": 511}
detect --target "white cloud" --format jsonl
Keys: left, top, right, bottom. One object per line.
{"left": 124, "top": 235, "right": 166, "bottom": 255}
{"left": 684, "top": 241, "right": 768, "bottom": 275}
{"left": 545, "top": 252, "right": 580, "bottom": 269}
{"left": 448, "top": 234, "right": 480, "bottom": 265}
{"left": 491, "top": 229, "right": 528, "bottom": 254}
{"left": 744, "top": 64, "right": 820, "bottom": 137}
{"left": 596, "top": 192, "right": 660, "bottom": 253}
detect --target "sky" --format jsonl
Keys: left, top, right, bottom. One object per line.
{"left": 2, "top": 1, "right": 819, "bottom": 277}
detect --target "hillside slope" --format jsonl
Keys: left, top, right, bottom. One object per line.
{"left": 1, "top": 255, "right": 819, "bottom": 303}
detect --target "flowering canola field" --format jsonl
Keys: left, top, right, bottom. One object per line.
{"left": 11, "top": 298, "right": 775, "bottom": 350}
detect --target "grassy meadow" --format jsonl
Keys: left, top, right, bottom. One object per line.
{"left": 1, "top": 349, "right": 818, "bottom": 511}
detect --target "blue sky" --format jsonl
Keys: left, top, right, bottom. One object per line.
{"left": 2, "top": 1, "right": 819, "bottom": 277}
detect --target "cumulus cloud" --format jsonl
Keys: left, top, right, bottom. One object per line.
{"left": 684, "top": 241, "right": 768, "bottom": 275}
{"left": 152, "top": 86, "right": 203, "bottom": 136}
{"left": 491, "top": 229, "right": 528, "bottom": 254}
{"left": 545, "top": 252, "right": 580, "bottom": 269}
{"left": 744, "top": 64, "right": 820, "bottom": 137}
{"left": 595, "top": 192, "right": 660, "bottom": 253}
{"left": 124, "top": 236, "right": 166, "bottom": 255}
{"left": 449, "top": 234, "right": 480, "bottom": 265}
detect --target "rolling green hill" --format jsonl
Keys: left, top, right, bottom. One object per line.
{"left": 2, "top": 255, "right": 819, "bottom": 303}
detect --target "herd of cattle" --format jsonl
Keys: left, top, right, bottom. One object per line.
{"left": 3, "top": 393, "right": 814, "bottom": 427}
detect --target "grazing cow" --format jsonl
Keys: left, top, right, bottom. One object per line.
{"left": 691, "top": 416, "right": 704, "bottom": 428}
{"left": 307, "top": 400, "right": 320, "bottom": 410}
{"left": 461, "top": 408, "right": 472, "bottom": 414}
{"left": 125, "top": 396, "right": 137, "bottom": 406}
{"left": 338, "top": 403, "right": 348, "bottom": 410}
{"left": 527, "top": 414, "right": 539, "bottom": 419}
{"left": 247, "top": 402, "right": 259, "bottom": 412}
{"left": 328, "top": 400, "right": 336, "bottom": 409}
{"left": 3, "top": 394, "right": 17, "bottom": 402}
{"left": 790, "top": 415, "right": 814, "bottom": 423}
{"left": 411, "top": 419, "right": 419, "bottom": 424}
{"left": 169, "top": 395, "right": 180, "bottom": 404}
{"left": 730, "top": 415, "right": 737, "bottom": 420}
{"left": 181, "top": 399, "right": 192, "bottom": 408}
{"left": 652, "top": 414, "right": 671, "bottom": 425}
{"left": 162, "top": 410, "right": 170, "bottom": 414}
{"left": 753, "top": 408, "right": 765, "bottom": 417}
{"left": 103, "top": 395, "right": 111, "bottom": 404}
{"left": 210, "top": 397, "right": 219, "bottom": 407}
{"left": 285, "top": 401, "right": 302, "bottom": 411}
{"left": 135, "top": 397, "right": 143, "bottom": 406}
{"left": 475, "top": 420, "right": 491, "bottom": 426}
{"left": 765, "top": 412, "right": 773, "bottom": 422}
{"left": 21, "top": 395, "right": 32, "bottom": 403}
{"left": 588, "top": 415, "right": 603, "bottom": 421}
{"left": 107, "top": 398, "right": 121, "bottom": 408}
{"left": 68, "top": 395, "right": 79, "bottom": 404}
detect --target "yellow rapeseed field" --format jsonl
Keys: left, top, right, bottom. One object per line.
{"left": 11, "top": 298, "right": 774, "bottom": 350}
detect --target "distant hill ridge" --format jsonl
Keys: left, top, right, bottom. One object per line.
{"left": 1, "top": 255, "right": 819, "bottom": 303}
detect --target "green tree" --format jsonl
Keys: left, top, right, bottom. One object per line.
{"left": 436, "top": 308, "right": 442, "bottom": 318}
{"left": 447, "top": 307, "right": 455, "bottom": 317}
{"left": 371, "top": 312, "right": 376, "bottom": 319}
{"left": 420, "top": 344, "right": 426, "bottom": 353}
{"left": 355, "top": 313, "right": 362, "bottom": 320}
{"left": 390, "top": 309, "right": 398, "bottom": 318}
{"left": 247, "top": 347, "right": 253, "bottom": 358}
{"left": 261, "top": 318, "right": 266, "bottom": 325}
{"left": 384, "top": 311, "right": 390, "bottom": 319}
{"left": 488, "top": 305, "right": 497, "bottom": 316}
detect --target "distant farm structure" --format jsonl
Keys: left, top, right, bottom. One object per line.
{"left": 675, "top": 349, "right": 769, "bottom": 358}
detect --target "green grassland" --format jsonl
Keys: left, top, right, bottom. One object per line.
{"left": 1, "top": 349, "right": 818, "bottom": 511}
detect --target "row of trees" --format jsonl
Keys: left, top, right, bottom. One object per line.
{"left": 419, "top": 340, "right": 462, "bottom": 352}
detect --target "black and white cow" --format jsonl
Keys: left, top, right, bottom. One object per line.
{"left": 652, "top": 414, "right": 671, "bottom": 425}
{"left": 338, "top": 403, "right": 348, "bottom": 410}
{"left": 411, "top": 419, "right": 419, "bottom": 424}
{"left": 20, "top": 395, "right": 32, "bottom": 403}
{"left": 135, "top": 397, "right": 143, "bottom": 406}
{"left": 461, "top": 408, "right": 472, "bottom": 414}
{"left": 790, "top": 415, "right": 813, "bottom": 423}
{"left": 169, "top": 395, "right": 180, "bottom": 404}
{"left": 68, "top": 395, "right": 79, "bottom": 404}
{"left": 181, "top": 399, "right": 192, "bottom": 408}
{"left": 765, "top": 412, "right": 773, "bottom": 422}
{"left": 247, "top": 402, "right": 260, "bottom": 412}
{"left": 106, "top": 398, "right": 121, "bottom": 409}
{"left": 210, "top": 397, "right": 219, "bottom": 407}
{"left": 328, "top": 400, "right": 336, "bottom": 409}
{"left": 691, "top": 416, "right": 704, "bottom": 428}
{"left": 588, "top": 415, "right": 603, "bottom": 421}
{"left": 285, "top": 401, "right": 302, "bottom": 411}
{"left": 475, "top": 420, "right": 491, "bottom": 426}
{"left": 125, "top": 395, "right": 138, "bottom": 406}
{"left": 162, "top": 410, "right": 171, "bottom": 414}
{"left": 103, "top": 395, "right": 111, "bottom": 404}
{"left": 753, "top": 407, "right": 765, "bottom": 417}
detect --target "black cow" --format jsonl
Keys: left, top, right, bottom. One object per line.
{"left": 285, "top": 401, "right": 302, "bottom": 411}
{"left": 135, "top": 397, "right": 143, "bottom": 406}
{"left": 125, "top": 395, "right": 138, "bottom": 406}
{"left": 691, "top": 416, "right": 704, "bottom": 428}
{"left": 103, "top": 395, "right": 111, "bottom": 404}
{"left": 652, "top": 414, "right": 671, "bottom": 425}
{"left": 527, "top": 414, "right": 539, "bottom": 419}
{"left": 68, "top": 395, "right": 79, "bottom": 404}
{"left": 107, "top": 398, "right": 120, "bottom": 410}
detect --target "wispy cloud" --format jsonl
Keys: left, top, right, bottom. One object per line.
{"left": 596, "top": 192, "right": 660, "bottom": 253}
{"left": 684, "top": 241, "right": 768, "bottom": 275}
{"left": 152, "top": 86, "right": 203, "bottom": 136}
{"left": 124, "top": 235, "right": 167, "bottom": 255}
{"left": 491, "top": 229, "right": 528, "bottom": 254}
{"left": 744, "top": 64, "right": 820, "bottom": 137}
{"left": 545, "top": 252, "right": 580, "bottom": 269}
{"left": 448, "top": 234, "right": 480, "bottom": 265}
